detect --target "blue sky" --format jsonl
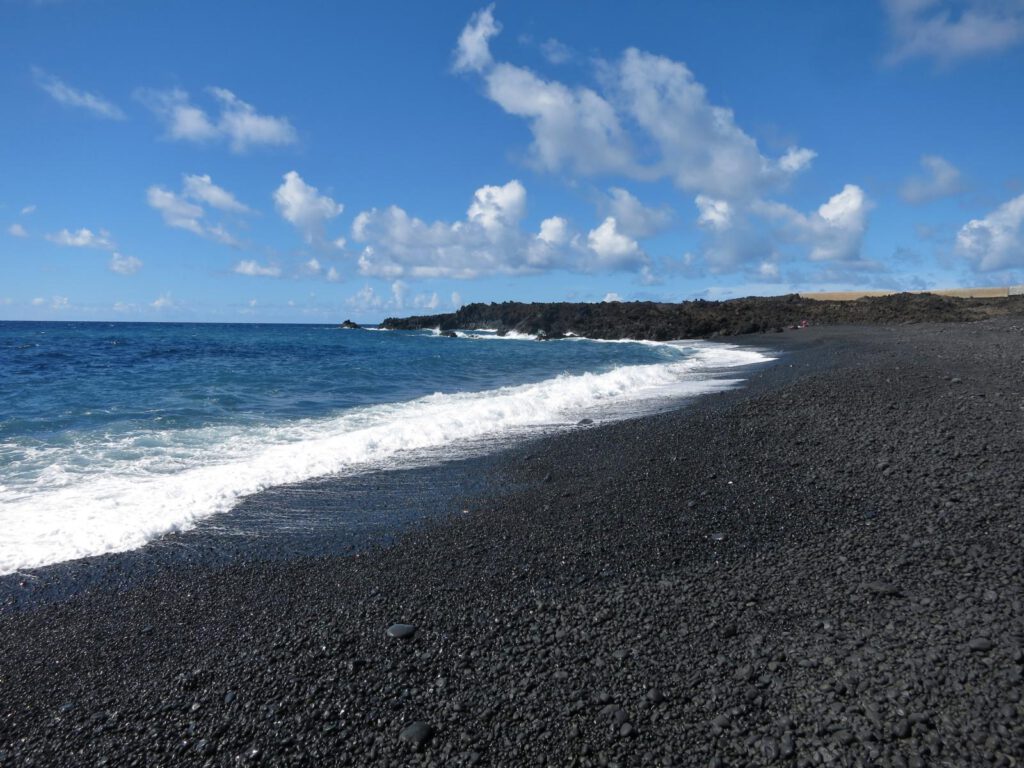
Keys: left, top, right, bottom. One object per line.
{"left": 3, "top": 0, "right": 1024, "bottom": 322}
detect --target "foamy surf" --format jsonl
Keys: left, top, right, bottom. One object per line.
{"left": 0, "top": 341, "right": 772, "bottom": 574}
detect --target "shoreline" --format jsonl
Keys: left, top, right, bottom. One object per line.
{"left": 0, "top": 335, "right": 778, "bottom": 609}
{"left": 2, "top": 320, "right": 1022, "bottom": 765}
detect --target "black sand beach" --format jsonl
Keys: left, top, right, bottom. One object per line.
{"left": 2, "top": 319, "right": 1023, "bottom": 766}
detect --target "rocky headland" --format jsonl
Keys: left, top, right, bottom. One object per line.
{"left": 381, "top": 292, "right": 1024, "bottom": 340}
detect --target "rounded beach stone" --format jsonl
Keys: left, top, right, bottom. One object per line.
{"left": 399, "top": 720, "right": 434, "bottom": 747}
{"left": 386, "top": 623, "right": 417, "bottom": 639}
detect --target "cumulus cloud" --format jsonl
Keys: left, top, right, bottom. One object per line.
{"left": 537, "top": 216, "right": 570, "bottom": 245}
{"left": 603, "top": 292, "right": 623, "bottom": 302}
{"left": 234, "top": 260, "right": 282, "bottom": 277}
{"left": 695, "top": 195, "right": 733, "bottom": 232}
{"left": 274, "top": 171, "right": 344, "bottom": 245}
{"left": 467, "top": 179, "right": 527, "bottom": 233}
{"left": 603, "top": 187, "right": 671, "bottom": 237}
{"left": 883, "top": 0, "right": 1024, "bottom": 65}
{"left": 109, "top": 253, "right": 142, "bottom": 275}
{"left": 8, "top": 223, "right": 28, "bottom": 238}
{"left": 151, "top": 293, "right": 175, "bottom": 309}
{"left": 46, "top": 227, "right": 115, "bottom": 250}
{"left": 454, "top": 9, "right": 815, "bottom": 200}
{"left": 21, "top": 205, "right": 37, "bottom": 215}
{"left": 137, "top": 86, "right": 297, "bottom": 152}
{"left": 484, "top": 63, "right": 637, "bottom": 178}
{"left": 353, "top": 179, "right": 650, "bottom": 279}
{"left": 754, "top": 184, "right": 874, "bottom": 263}
{"left": 147, "top": 174, "right": 247, "bottom": 244}
{"left": 33, "top": 68, "right": 126, "bottom": 120}
{"left": 586, "top": 217, "right": 644, "bottom": 270}
{"left": 900, "top": 155, "right": 963, "bottom": 203}
{"left": 955, "top": 193, "right": 1024, "bottom": 270}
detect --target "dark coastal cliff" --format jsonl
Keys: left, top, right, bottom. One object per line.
{"left": 381, "top": 292, "right": 1024, "bottom": 340}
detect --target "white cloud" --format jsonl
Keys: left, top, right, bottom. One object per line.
{"left": 109, "top": 253, "right": 142, "bottom": 275}
{"left": 234, "top": 260, "right": 282, "bottom": 277}
{"left": 147, "top": 186, "right": 206, "bottom": 235}
{"left": 540, "top": 38, "right": 573, "bottom": 64}
{"left": 538, "top": 216, "right": 570, "bottom": 245}
{"left": 610, "top": 48, "right": 815, "bottom": 198}
{"left": 50, "top": 296, "right": 69, "bottom": 310}
{"left": 390, "top": 280, "right": 408, "bottom": 309}
{"left": 274, "top": 171, "right": 343, "bottom": 245}
{"left": 955, "top": 193, "right": 1024, "bottom": 270}
{"left": 883, "top": 0, "right": 1024, "bottom": 65}
{"left": 468, "top": 180, "right": 527, "bottom": 234}
{"left": 758, "top": 261, "right": 780, "bottom": 279}
{"left": 586, "top": 217, "right": 644, "bottom": 269}
{"left": 31, "top": 297, "right": 45, "bottom": 306}
{"left": 137, "top": 86, "right": 297, "bottom": 152}
{"left": 455, "top": 9, "right": 814, "bottom": 200}
{"left": 353, "top": 180, "right": 528, "bottom": 279}
{"left": 326, "top": 266, "right": 341, "bottom": 282}
{"left": 205, "top": 224, "right": 240, "bottom": 247}
{"left": 303, "top": 257, "right": 322, "bottom": 274}
{"left": 182, "top": 174, "right": 251, "bottom": 213}
{"left": 46, "top": 227, "right": 115, "bottom": 250}
{"left": 900, "top": 154, "right": 963, "bottom": 203}
{"left": 778, "top": 147, "right": 818, "bottom": 174}
{"left": 695, "top": 195, "right": 733, "bottom": 231}
{"left": 136, "top": 88, "right": 218, "bottom": 142}
{"left": 345, "top": 284, "right": 385, "bottom": 312}
{"left": 603, "top": 292, "right": 622, "bottom": 302}
{"left": 355, "top": 180, "right": 650, "bottom": 279}
{"left": 147, "top": 175, "right": 246, "bottom": 244}
{"left": 208, "top": 87, "right": 298, "bottom": 152}
{"left": 33, "top": 68, "right": 126, "bottom": 120}
{"left": 484, "top": 62, "right": 637, "bottom": 177}
{"left": 413, "top": 291, "right": 441, "bottom": 310}
{"left": 453, "top": 4, "right": 501, "bottom": 73}
{"left": 604, "top": 187, "right": 671, "bottom": 237}
{"left": 151, "top": 293, "right": 174, "bottom": 309}
{"left": 8, "top": 223, "right": 28, "bottom": 238}
{"left": 451, "top": 291, "right": 463, "bottom": 308}
{"left": 755, "top": 184, "right": 874, "bottom": 263}
{"left": 20, "top": 205, "right": 36, "bottom": 215}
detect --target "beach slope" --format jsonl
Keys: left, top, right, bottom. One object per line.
{"left": 1, "top": 319, "right": 1022, "bottom": 766}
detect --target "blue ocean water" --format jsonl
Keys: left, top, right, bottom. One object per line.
{"left": 0, "top": 321, "right": 773, "bottom": 573}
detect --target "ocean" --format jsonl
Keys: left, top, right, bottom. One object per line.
{"left": 0, "top": 321, "right": 773, "bottom": 574}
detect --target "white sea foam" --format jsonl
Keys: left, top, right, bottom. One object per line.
{"left": 0, "top": 342, "right": 773, "bottom": 574}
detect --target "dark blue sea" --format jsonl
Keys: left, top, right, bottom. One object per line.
{"left": 0, "top": 321, "right": 773, "bottom": 573}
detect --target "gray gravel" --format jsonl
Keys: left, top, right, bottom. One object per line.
{"left": 1, "top": 319, "right": 1023, "bottom": 767}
